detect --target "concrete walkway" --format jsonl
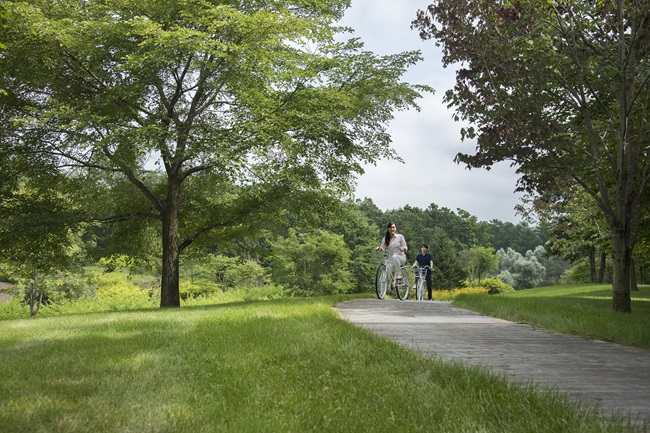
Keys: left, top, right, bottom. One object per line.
{"left": 334, "top": 298, "right": 650, "bottom": 426}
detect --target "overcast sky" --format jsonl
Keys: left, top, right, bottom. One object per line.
{"left": 338, "top": 0, "right": 525, "bottom": 223}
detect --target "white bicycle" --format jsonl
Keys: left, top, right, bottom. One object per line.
{"left": 374, "top": 248, "right": 410, "bottom": 300}
{"left": 413, "top": 265, "right": 431, "bottom": 301}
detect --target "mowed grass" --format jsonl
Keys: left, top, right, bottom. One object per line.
{"left": 454, "top": 284, "right": 650, "bottom": 350}
{"left": 0, "top": 296, "right": 639, "bottom": 433}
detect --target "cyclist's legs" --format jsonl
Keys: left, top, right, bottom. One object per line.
{"left": 391, "top": 255, "right": 406, "bottom": 278}
{"left": 426, "top": 272, "right": 432, "bottom": 300}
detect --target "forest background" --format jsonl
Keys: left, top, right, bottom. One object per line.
{"left": 0, "top": 191, "right": 633, "bottom": 319}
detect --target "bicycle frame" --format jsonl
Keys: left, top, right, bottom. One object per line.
{"left": 414, "top": 265, "right": 430, "bottom": 301}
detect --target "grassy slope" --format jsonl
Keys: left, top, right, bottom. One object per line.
{"left": 0, "top": 295, "right": 641, "bottom": 433}
{"left": 453, "top": 284, "right": 650, "bottom": 350}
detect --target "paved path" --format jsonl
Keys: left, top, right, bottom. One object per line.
{"left": 334, "top": 298, "right": 650, "bottom": 426}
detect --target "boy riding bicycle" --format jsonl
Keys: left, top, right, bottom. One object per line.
{"left": 412, "top": 243, "right": 434, "bottom": 300}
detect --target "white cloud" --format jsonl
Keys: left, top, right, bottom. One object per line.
{"left": 339, "top": 0, "right": 524, "bottom": 222}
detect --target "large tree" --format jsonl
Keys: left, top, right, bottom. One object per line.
{"left": 1, "top": 0, "right": 429, "bottom": 307}
{"left": 413, "top": 0, "right": 650, "bottom": 312}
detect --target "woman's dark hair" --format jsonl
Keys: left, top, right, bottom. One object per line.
{"left": 384, "top": 222, "right": 395, "bottom": 248}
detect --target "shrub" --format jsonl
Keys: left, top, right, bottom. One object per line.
{"left": 497, "top": 247, "right": 547, "bottom": 289}
{"left": 432, "top": 286, "right": 487, "bottom": 301}
{"left": 0, "top": 297, "right": 29, "bottom": 320}
{"left": 223, "top": 260, "right": 268, "bottom": 289}
{"left": 45, "top": 271, "right": 97, "bottom": 302}
{"left": 179, "top": 281, "right": 221, "bottom": 300}
{"left": 93, "top": 274, "right": 154, "bottom": 310}
{"left": 481, "top": 277, "right": 515, "bottom": 295}
{"left": 269, "top": 229, "right": 352, "bottom": 296}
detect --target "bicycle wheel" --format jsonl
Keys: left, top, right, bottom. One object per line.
{"left": 416, "top": 275, "right": 425, "bottom": 300}
{"left": 375, "top": 264, "right": 387, "bottom": 299}
{"left": 396, "top": 267, "right": 410, "bottom": 300}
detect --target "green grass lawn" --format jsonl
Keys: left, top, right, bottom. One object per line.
{"left": 453, "top": 284, "right": 650, "bottom": 350}
{"left": 0, "top": 295, "right": 641, "bottom": 433}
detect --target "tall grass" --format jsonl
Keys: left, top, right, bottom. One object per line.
{"left": 453, "top": 284, "right": 650, "bottom": 350}
{"left": 0, "top": 296, "right": 639, "bottom": 433}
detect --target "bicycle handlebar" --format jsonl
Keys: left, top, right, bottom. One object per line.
{"left": 376, "top": 246, "right": 404, "bottom": 254}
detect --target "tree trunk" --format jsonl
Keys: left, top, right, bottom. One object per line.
{"left": 630, "top": 259, "right": 638, "bottom": 291}
{"left": 29, "top": 266, "right": 39, "bottom": 317}
{"left": 29, "top": 284, "right": 36, "bottom": 317}
{"left": 605, "top": 0, "right": 641, "bottom": 313}
{"left": 588, "top": 248, "right": 596, "bottom": 283}
{"left": 598, "top": 250, "right": 606, "bottom": 283}
{"left": 610, "top": 229, "right": 632, "bottom": 312}
{"left": 160, "top": 180, "right": 182, "bottom": 308}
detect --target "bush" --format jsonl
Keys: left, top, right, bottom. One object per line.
{"left": 269, "top": 229, "right": 352, "bottom": 296}
{"left": 93, "top": 274, "right": 154, "bottom": 310}
{"left": 481, "top": 277, "right": 515, "bottom": 295}
{"left": 179, "top": 281, "right": 221, "bottom": 300}
{"left": 0, "top": 297, "right": 29, "bottom": 320}
{"left": 497, "top": 247, "right": 546, "bottom": 290}
{"left": 223, "top": 260, "right": 268, "bottom": 289}
{"left": 432, "top": 286, "right": 487, "bottom": 301}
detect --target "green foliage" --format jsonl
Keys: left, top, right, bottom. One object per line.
{"left": 10, "top": 269, "right": 97, "bottom": 317}
{"left": 560, "top": 261, "right": 592, "bottom": 285}
{"left": 413, "top": 0, "right": 649, "bottom": 312}
{"left": 487, "top": 220, "right": 547, "bottom": 255}
{"left": 179, "top": 281, "right": 221, "bottom": 300}
{"left": 188, "top": 254, "right": 269, "bottom": 291}
{"left": 480, "top": 277, "right": 515, "bottom": 295}
{"left": 1, "top": 0, "right": 429, "bottom": 307}
{"left": 201, "top": 254, "right": 240, "bottom": 288}
{"left": 532, "top": 249, "right": 571, "bottom": 286}
{"left": 432, "top": 286, "right": 488, "bottom": 301}
{"left": 429, "top": 227, "right": 466, "bottom": 290}
{"left": 460, "top": 245, "right": 498, "bottom": 285}
{"left": 16, "top": 271, "right": 96, "bottom": 303}
{"left": 497, "top": 247, "right": 547, "bottom": 290}
{"left": 93, "top": 274, "right": 154, "bottom": 311}
{"left": 97, "top": 255, "right": 152, "bottom": 274}
{"left": 322, "top": 200, "right": 379, "bottom": 293}
{"left": 0, "top": 297, "right": 28, "bottom": 320}
{"left": 561, "top": 257, "right": 613, "bottom": 285}
{"left": 223, "top": 260, "right": 268, "bottom": 289}
{"left": 0, "top": 177, "right": 85, "bottom": 267}
{"left": 270, "top": 229, "right": 352, "bottom": 296}
{"left": 0, "top": 172, "right": 92, "bottom": 315}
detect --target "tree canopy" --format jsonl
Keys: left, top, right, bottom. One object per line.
{"left": 0, "top": 0, "right": 430, "bottom": 306}
{"left": 413, "top": 0, "right": 650, "bottom": 312}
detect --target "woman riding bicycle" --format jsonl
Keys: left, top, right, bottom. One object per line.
{"left": 376, "top": 222, "right": 408, "bottom": 280}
